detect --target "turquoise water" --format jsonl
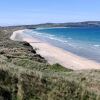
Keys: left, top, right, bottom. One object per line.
{"left": 27, "top": 27, "right": 100, "bottom": 62}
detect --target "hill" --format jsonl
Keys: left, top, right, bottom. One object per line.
{"left": 1, "top": 21, "right": 100, "bottom": 29}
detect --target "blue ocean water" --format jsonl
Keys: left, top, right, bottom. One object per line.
{"left": 27, "top": 27, "right": 100, "bottom": 62}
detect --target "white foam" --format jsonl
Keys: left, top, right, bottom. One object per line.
{"left": 93, "top": 45, "right": 100, "bottom": 47}
{"left": 36, "top": 27, "right": 67, "bottom": 30}
{"left": 31, "top": 30, "right": 69, "bottom": 44}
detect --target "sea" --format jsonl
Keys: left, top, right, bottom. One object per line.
{"left": 25, "top": 27, "right": 100, "bottom": 62}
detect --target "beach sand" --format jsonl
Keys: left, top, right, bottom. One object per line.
{"left": 10, "top": 30, "right": 100, "bottom": 70}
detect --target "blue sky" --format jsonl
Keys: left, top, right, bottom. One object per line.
{"left": 0, "top": 0, "right": 100, "bottom": 25}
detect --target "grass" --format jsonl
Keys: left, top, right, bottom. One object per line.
{"left": 49, "top": 63, "right": 73, "bottom": 72}
{"left": 0, "top": 65, "right": 100, "bottom": 100}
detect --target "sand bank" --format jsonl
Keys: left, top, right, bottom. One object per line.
{"left": 10, "top": 30, "right": 100, "bottom": 70}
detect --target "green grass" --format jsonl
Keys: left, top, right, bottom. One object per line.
{"left": 49, "top": 63, "right": 73, "bottom": 72}
{"left": 0, "top": 65, "right": 100, "bottom": 100}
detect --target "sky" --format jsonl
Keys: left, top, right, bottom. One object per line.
{"left": 0, "top": 0, "right": 100, "bottom": 26}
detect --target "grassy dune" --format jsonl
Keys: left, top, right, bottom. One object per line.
{"left": 0, "top": 29, "right": 100, "bottom": 100}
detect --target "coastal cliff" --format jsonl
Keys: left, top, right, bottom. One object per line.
{"left": 0, "top": 28, "right": 100, "bottom": 100}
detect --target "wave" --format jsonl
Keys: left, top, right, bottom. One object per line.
{"left": 36, "top": 27, "right": 68, "bottom": 30}
{"left": 24, "top": 30, "right": 85, "bottom": 49}
{"left": 93, "top": 45, "right": 100, "bottom": 47}
{"left": 30, "top": 30, "right": 69, "bottom": 44}
{"left": 24, "top": 30, "right": 94, "bottom": 50}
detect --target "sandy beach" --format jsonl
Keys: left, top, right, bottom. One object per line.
{"left": 10, "top": 30, "right": 100, "bottom": 70}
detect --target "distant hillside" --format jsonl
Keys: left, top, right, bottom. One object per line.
{"left": 1, "top": 21, "right": 100, "bottom": 30}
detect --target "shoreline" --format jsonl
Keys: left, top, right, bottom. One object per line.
{"left": 10, "top": 29, "right": 100, "bottom": 70}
